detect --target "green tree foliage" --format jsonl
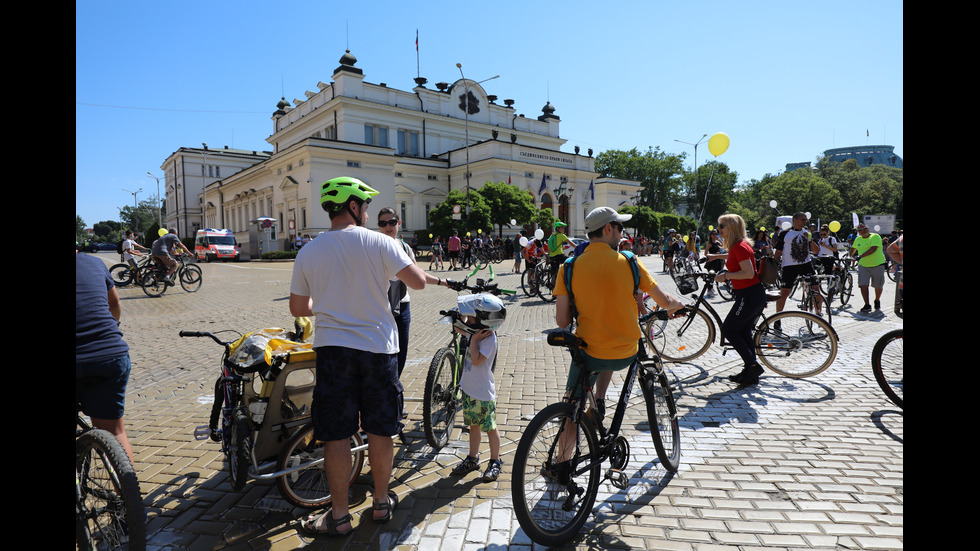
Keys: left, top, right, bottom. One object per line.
{"left": 478, "top": 180, "right": 536, "bottom": 236}
{"left": 426, "top": 189, "right": 491, "bottom": 239}
{"left": 683, "top": 160, "right": 739, "bottom": 231}
{"left": 594, "top": 147, "right": 686, "bottom": 213}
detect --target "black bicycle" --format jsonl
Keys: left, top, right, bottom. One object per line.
{"left": 76, "top": 406, "right": 146, "bottom": 551}
{"left": 647, "top": 271, "right": 839, "bottom": 378}
{"left": 142, "top": 254, "right": 203, "bottom": 297}
{"left": 511, "top": 311, "right": 680, "bottom": 546}
{"left": 871, "top": 329, "right": 903, "bottom": 409}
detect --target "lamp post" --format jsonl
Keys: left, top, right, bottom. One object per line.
{"left": 123, "top": 187, "right": 142, "bottom": 234}
{"left": 202, "top": 142, "right": 209, "bottom": 230}
{"left": 456, "top": 63, "right": 498, "bottom": 218}
{"left": 146, "top": 171, "right": 162, "bottom": 228}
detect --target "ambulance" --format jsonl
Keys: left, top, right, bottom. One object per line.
{"left": 195, "top": 229, "right": 240, "bottom": 261}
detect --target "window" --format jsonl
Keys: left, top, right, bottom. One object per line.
{"left": 400, "top": 202, "right": 407, "bottom": 227}
{"left": 364, "top": 124, "right": 389, "bottom": 147}
{"left": 397, "top": 129, "right": 420, "bottom": 157}
{"left": 347, "top": 160, "right": 361, "bottom": 168}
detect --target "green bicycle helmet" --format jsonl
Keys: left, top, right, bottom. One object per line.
{"left": 320, "top": 177, "right": 379, "bottom": 211}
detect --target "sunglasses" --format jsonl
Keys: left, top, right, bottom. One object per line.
{"left": 611, "top": 222, "right": 624, "bottom": 232}
{"left": 378, "top": 219, "right": 399, "bottom": 227}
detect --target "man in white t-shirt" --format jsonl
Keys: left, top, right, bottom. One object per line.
{"left": 122, "top": 230, "right": 147, "bottom": 267}
{"left": 772, "top": 212, "right": 821, "bottom": 313}
{"left": 290, "top": 177, "right": 447, "bottom": 536}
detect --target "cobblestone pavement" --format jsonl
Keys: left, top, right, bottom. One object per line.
{"left": 89, "top": 252, "right": 902, "bottom": 551}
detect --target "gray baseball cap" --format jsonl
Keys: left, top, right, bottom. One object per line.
{"left": 584, "top": 207, "right": 632, "bottom": 233}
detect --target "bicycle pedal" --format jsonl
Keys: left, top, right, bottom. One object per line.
{"left": 194, "top": 425, "right": 212, "bottom": 441}
{"left": 606, "top": 468, "right": 629, "bottom": 490}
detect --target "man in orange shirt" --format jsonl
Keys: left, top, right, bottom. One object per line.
{"left": 554, "top": 207, "right": 684, "bottom": 410}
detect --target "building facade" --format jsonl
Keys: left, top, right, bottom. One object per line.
{"left": 161, "top": 50, "right": 641, "bottom": 256}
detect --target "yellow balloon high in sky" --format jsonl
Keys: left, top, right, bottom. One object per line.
{"left": 708, "top": 132, "right": 730, "bottom": 157}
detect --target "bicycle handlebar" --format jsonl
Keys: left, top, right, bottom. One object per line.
{"left": 179, "top": 330, "right": 229, "bottom": 347}
{"left": 444, "top": 278, "right": 516, "bottom": 296}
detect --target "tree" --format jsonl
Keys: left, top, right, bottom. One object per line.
{"left": 119, "top": 199, "right": 163, "bottom": 236}
{"left": 594, "top": 147, "right": 686, "bottom": 213}
{"left": 478, "top": 180, "right": 536, "bottom": 237}
{"left": 683, "top": 160, "right": 739, "bottom": 232}
{"left": 617, "top": 205, "right": 660, "bottom": 238}
{"left": 532, "top": 207, "right": 558, "bottom": 238}
{"left": 426, "top": 189, "right": 491, "bottom": 239}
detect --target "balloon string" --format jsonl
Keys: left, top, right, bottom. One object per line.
{"left": 695, "top": 163, "right": 717, "bottom": 236}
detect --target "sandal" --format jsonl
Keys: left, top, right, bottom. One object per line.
{"left": 372, "top": 489, "right": 399, "bottom": 524}
{"left": 297, "top": 509, "right": 355, "bottom": 537}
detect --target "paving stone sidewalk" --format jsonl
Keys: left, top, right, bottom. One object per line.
{"left": 90, "top": 252, "right": 902, "bottom": 550}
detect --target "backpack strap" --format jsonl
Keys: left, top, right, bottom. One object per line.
{"left": 564, "top": 249, "right": 641, "bottom": 323}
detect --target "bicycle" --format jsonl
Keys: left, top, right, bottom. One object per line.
{"left": 871, "top": 329, "right": 903, "bottom": 409}
{"left": 534, "top": 258, "right": 561, "bottom": 302}
{"left": 141, "top": 254, "right": 203, "bottom": 297}
{"left": 511, "top": 311, "right": 680, "bottom": 546}
{"left": 823, "top": 255, "right": 854, "bottom": 306}
{"left": 76, "top": 405, "right": 146, "bottom": 551}
{"left": 423, "top": 267, "right": 515, "bottom": 449}
{"left": 180, "top": 320, "right": 366, "bottom": 509}
{"left": 521, "top": 256, "right": 544, "bottom": 297}
{"left": 109, "top": 255, "right": 154, "bottom": 287}
{"left": 647, "top": 270, "right": 839, "bottom": 378}
{"left": 794, "top": 272, "right": 836, "bottom": 326}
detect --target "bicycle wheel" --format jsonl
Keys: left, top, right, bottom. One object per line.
{"left": 227, "top": 407, "right": 252, "bottom": 491}
{"left": 423, "top": 347, "right": 459, "bottom": 449}
{"left": 538, "top": 263, "right": 556, "bottom": 302}
{"left": 179, "top": 264, "right": 203, "bottom": 292}
{"left": 640, "top": 362, "right": 681, "bottom": 472}
{"left": 76, "top": 429, "right": 146, "bottom": 551}
{"left": 650, "top": 307, "right": 715, "bottom": 362}
{"left": 754, "top": 311, "right": 838, "bottom": 378}
{"left": 277, "top": 424, "right": 365, "bottom": 508}
{"left": 521, "top": 268, "right": 534, "bottom": 296}
{"left": 141, "top": 271, "right": 168, "bottom": 297}
{"left": 871, "top": 329, "right": 903, "bottom": 409}
{"left": 512, "top": 402, "right": 601, "bottom": 547}
{"left": 109, "top": 263, "right": 134, "bottom": 286}
{"left": 838, "top": 272, "right": 853, "bottom": 305}
{"left": 716, "top": 280, "right": 733, "bottom": 301}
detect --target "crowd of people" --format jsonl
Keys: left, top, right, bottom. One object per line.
{"left": 77, "top": 174, "right": 902, "bottom": 539}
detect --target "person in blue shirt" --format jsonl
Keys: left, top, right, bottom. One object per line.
{"left": 76, "top": 250, "right": 135, "bottom": 466}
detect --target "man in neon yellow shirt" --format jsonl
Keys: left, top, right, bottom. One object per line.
{"left": 547, "top": 221, "right": 571, "bottom": 280}
{"left": 554, "top": 207, "right": 684, "bottom": 411}
{"left": 849, "top": 223, "right": 887, "bottom": 312}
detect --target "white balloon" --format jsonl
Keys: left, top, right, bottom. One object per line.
{"left": 781, "top": 221, "right": 791, "bottom": 230}
{"left": 770, "top": 200, "right": 777, "bottom": 208}
{"left": 519, "top": 236, "right": 528, "bottom": 247}
{"left": 510, "top": 219, "right": 517, "bottom": 225}
{"left": 874, "top": 225, "right": 881, "bottom": 232}
{"left": 805, "top": 212, "right": 811, "bottom": 219}
{"left": 534, "top": 228, "right": 544, "bottom": 240}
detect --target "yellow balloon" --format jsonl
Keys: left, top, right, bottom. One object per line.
{"left": 158, "top": 228, "right": 168, "bottom": 237}
{"left": 428, "top": 233, "right": 433, "bottom": 238}
{"left": 708, "top": 225, "right": 714, "bottom": 231}
{"left": 829, "top": 221, "right": 841, "bottom": 233}
{"left": 708, "top": 132, "right": 730, "bottom": 157}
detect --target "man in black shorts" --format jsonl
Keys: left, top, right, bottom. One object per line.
{"left": 772, "top": 212, "right": 821, "bottom": 313}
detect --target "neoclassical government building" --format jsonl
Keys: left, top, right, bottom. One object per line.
{"left": 160, "top": 50, "right": 639, "bottom": 257}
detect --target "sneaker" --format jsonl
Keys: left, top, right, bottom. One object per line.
{"left": 594, "top": 398, "right": 606, "bottom": 418}
{"left": 860, "top": 303, "right": 872, "bottom": 313}
{"left": 482, "top": 459, "right": 503, "bottom": 482}
{"left": 874, "top": 300, "right": 881, "bottom": 310}
{"left": 451, "top": 456, "right": 480, "bottom": 476}
{"left": 736, "top": 364, "right": 764, "bottom": 387}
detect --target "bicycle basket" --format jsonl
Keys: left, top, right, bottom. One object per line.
{"left": 676, "top": 274, "right": 699, "bottom": 295}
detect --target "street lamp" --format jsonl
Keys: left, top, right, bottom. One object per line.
{"left": 123, "top": 187, "right": 142, "bottom": 234}
{"left": 146, "top": 172, "right": 162, "bottom": 228}
{"left": 456, "top": 63, "right": 499, "bottom": 218}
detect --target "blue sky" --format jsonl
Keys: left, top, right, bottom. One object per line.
{"left": 76, "top": 0, "right": 903, "bottom": 228}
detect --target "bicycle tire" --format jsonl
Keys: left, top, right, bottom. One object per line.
{"left": 277, "top": 424, "right": 365, "bottom": 508}
{"left": 109, "top": 263, "right": 134, "bottom": 286}
{"left": 538, "top": 263, "right": 556, "bottom": 302}
{"left": 141, "top": 272, "right": 168, "bottom": 297}
{"left": 521, "top": 268, "right": 533, "bottom": 297}
{"left": 640, "top": 362, "right": 681, "bottom": 472}
{"left": 512, "top": 402, "right": 601, "bottom": 547}
{"left": 179, "top": 264, "right": 203, "bottom": 292}
{"left": 871, "top": 329, "right": 903, "bottom": 409}
{"left": 716, "top": 280, "right": 733, "bottom": 301}
{"left": 76, "top": 429, "right": 146, "bottom": 551}
{"left": 423, "top": 347, "right": 459, "bottom": 449}
{"left": 754, "top": 311, "right": 838, "bottom": 378}
{"left": 227, "top": 407, "right": 252, "bottom": 491}
{"left": 649, "top": 307, "right": 715, "bottom": 362}
{"left": 839, "top": 272, "right": 853, "bottom": 306}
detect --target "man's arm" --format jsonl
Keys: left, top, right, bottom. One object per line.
{"left": 289, "top": 293, "right": 314, "bottom": 317}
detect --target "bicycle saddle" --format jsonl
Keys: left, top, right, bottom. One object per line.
{"left": 547, "top": 330, "right": 586, "bottom": 349}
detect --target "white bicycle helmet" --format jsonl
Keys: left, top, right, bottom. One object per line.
{"left": 454, "top": 294, "right": 507, "bottom": 333}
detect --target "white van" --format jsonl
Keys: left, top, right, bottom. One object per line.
{"left": 195, "top": 229, "right": 240, "bottom": 261}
